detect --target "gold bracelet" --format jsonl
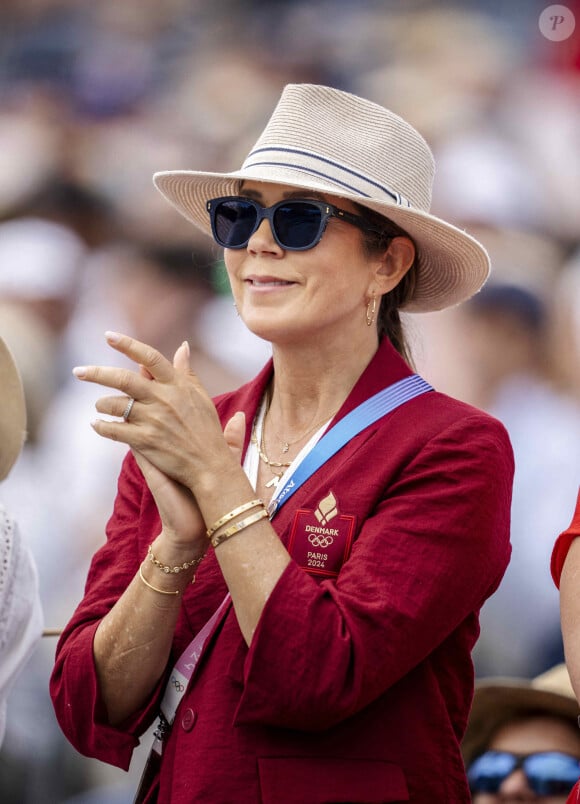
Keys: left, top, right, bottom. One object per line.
{"left": 211, "top": 508, "right": 269, "bottom": 548}
{"left": 206, "top": 499, "right": 263, "bottom": 539}
{"left": 147, "top": 544, "right": 205, "bottom": 574}
{"left": 138, "top": 564, "right": 180, "bottom": 596}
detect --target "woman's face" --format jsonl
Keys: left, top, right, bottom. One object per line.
{"left": 471, "top": 716, "right": 580, "bottom": 803}
{"left": 222, "top": 181, "right": 384, "bottom": 349}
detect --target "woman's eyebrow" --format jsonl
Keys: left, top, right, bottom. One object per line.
{"left": 284, "top": 189, "right": 326, "bottom": 201}
{"left": 239, "top": 187, "right": 261, "bottom": 200}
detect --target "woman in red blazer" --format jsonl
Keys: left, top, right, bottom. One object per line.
{"left": 50, "top": 84, "right": 514, "bottom": 803}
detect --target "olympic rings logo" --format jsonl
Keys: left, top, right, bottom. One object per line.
{"left": 170, "top": 675, "right": 185, "bottom": 693}
{"left": 308, "top": 533, "right": 334, "bottom": 549}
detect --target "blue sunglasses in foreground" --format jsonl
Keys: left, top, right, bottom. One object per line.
{"left": 468, "top": 750, "right": 580, "bottom": 795}
{"left": 207, "top": 196, "right": 381, "bottom": 251}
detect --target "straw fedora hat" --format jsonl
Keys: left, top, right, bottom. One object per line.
{"left": 462, "top": 664, "right": 580, "bottom": 765}
{"left": 153, "top": 83, "right": 490, "bottom": 313}
{"left": 0, "top": 335, "right": 26, "bottom": 480}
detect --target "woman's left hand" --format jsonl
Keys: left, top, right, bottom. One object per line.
{"left": 73, "top": 331, "right": 235, "bottom": 492}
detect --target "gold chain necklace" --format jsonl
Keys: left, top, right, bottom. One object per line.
{"left": 270, "top": 407, "right": 340, "bottom": 453}
{"left": 251, "top": 417, "right": 291, "bottom": 488}
{"left": 252, "top": 394, "right": 340, "bottom": 488}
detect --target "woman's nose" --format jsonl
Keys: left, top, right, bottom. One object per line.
{"left": 247, "top": 218, "right": 281, "bottom": 253}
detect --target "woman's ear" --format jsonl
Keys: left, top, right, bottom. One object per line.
{"left": 374, "top": 236, "right": 416, "bottom": 294}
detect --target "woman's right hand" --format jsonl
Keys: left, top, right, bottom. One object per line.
{"left": 131, "top": 341, "right": 247, "bottom": 548}
{"left": 129, "top": 341, "right": 207, "bottom": 548}
{"left": 132, "top": 407, "right": 246, "bottom": 547}
{"left": 132, "top": 449, "right": 206, "bottom": 545}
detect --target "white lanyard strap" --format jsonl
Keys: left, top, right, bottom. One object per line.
{"left": 159, "top": 594, "right": 231, "bottom": 727}
{"left": 268, "top": 373, "right": 433, "bottom": 516}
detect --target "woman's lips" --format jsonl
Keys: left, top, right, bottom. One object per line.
{"left": 245, "top": 276, "right": 296, "bottom": 287}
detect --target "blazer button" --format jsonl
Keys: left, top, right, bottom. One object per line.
{"left": 181, "top": 708, "right": 197, "bottom": 732}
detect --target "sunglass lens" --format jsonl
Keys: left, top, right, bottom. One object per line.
{"left": 468, "top": 752, "right": 516, "bottom": 793}
{"left": 273, "top": 202, "right": 323, "bottom": 249}
{"left": 526, "top": 753, "right": 580, "bottom": 795}
{"left": 214, "top": 200, "right": 257, "bottom": 248}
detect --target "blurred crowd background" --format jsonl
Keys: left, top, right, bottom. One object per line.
{"left": 0, "top": 0, "right": 579, "bottom": 801}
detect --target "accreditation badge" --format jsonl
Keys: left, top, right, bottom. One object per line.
{"left": 287, "top": 491, "right": 355, "bottom": 578}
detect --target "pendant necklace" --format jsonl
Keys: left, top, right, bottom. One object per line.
{"left": 271, "top": 408, "right": 341, "bottom": 453}
{"left": 251, "top": 417, "right": 291, "bottom": 488}
{"left": 251, "top": 392, "right": 340, "bottom": 487}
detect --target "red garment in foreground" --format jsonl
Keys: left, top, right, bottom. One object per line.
{"left": 50, "top": 339, "right": 514, "bottom": 803}
{"left": 551, "top": 487, "right": 580, "bottom": 804}
{"left": 551, "top": 487, "right": 580, "bottom": 588}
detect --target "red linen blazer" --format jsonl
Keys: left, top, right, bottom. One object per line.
{"left": 50, "top": 338, "right": 514, "bottom": 803}
{"left": 551, "top": 486, "right": 580, "bottom": 587}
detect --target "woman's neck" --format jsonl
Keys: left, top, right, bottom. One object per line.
{"left": 267, "top": 334, "right": 379, "bottom": 432}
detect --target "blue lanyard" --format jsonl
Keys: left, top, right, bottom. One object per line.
{"left": 268, "top": 373, "right": 433, "bottom": 517}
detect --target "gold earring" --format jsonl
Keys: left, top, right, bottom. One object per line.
{"left": 365, "top": 292, "right": 377, "bottom": 327}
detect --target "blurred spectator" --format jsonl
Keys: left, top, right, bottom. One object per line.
{"left": 93, "top": 239, "right": 250, "bottom": 391}
{"left": 0, "top": 335, "right": 43, "bottom": 749}
{"left": 7, "top": 176, "right": 118, "bottom": 248}
{"left": 550, "top": 249, "right": 580, "bottom": 405}
{"left": 355, "top": 6, "right": 518, "bottom": 147}
{"left": 463, "top": 663, "right": 580, "bottom": 801}
{"left": 457, "top": 280, "right": 580, "bottom": 678}
{"left": 0, "top": 216, "right": 98, "bottom": 802}
{"left": 0, "top": 216, "right": 87, "bottom": 409}
{"left": 0, "top": 109, "right": 62, "bottom": 218}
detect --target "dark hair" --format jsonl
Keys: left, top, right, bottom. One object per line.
{"left": 470, "top": 283, "right": 546, "bottom": 333}
{"left": 140, "top": 243, "right": 216, "bottom": 289}
{"left": 355, "top": 204, "right": 418, "bottom": 365}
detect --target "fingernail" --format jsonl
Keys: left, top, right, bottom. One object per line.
{"left": 105, "top": 330, "right": 121, "bottom": 344}
{"left": 72, "top": 366, "right": 87, "bottom": 378}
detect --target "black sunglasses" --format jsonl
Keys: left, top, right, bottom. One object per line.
{"left": 206, "top": 196, "right": 378, "bottom": 251}
{"left": 468, "top": 750, "right": 580, "bottom": 796}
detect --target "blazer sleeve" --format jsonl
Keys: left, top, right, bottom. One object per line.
{"left": 49, "top": 452, "right": 164, "bottom": 770}
{"left": 235, "top": 413, "right": 513, "bottom": 731}
{"left": 551, "top": 487, "right": 580, "bottom": 588}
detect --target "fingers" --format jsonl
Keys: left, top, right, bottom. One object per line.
{"left": 72, "top": 332, "right": 177, "bottom": 396}
{"left": 131, "top": 448, "right": 155, "bottom": 476}
{"left": 90, "top": 417, "right": 133, "bottom": 445}
{"left": 224, "top": 411, "right": 245, "bottom": 463}
{"left": 105, "top": 331, "right": 174, "bottom": 383}
{"left": 173, "top": 340, "right": 191, "bottom": 372}
{"left": 95, "top": 394, "right": 137, "bottom": 420}
{"left": 139, "top": 365, "right": 155, "bottom": 380}
{"left": 76, "top": 333, "right": 209, "bottom": 453}
{"left": 72, "top": 363, "right": 150, "bottom": 398}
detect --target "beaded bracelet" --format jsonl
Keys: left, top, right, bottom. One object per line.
{"left": 206, "top": 499, "right": 263, "bottom": 539}
{"left": 138, "top": 564, "right": 180, "bottom": 596}
{"left": 147, "top": 544, "right": 205, "bottom": 575}
{"left": 211, "top": 508, "right": 269, "bottom": 549}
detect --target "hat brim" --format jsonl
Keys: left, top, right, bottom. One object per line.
{"left": 153, "top": 168, "right": 490, "bottom": 314}
{"left": 0, "top": 338, "right": 26, "bottom": 480}
{"left": 462, "top": 679, "right": 580, "bottom": 765}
